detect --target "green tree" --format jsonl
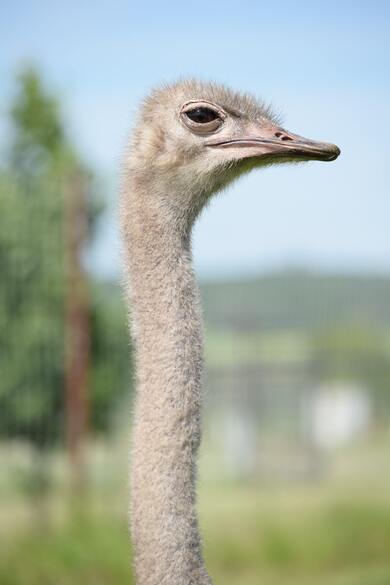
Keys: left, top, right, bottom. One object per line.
{"left": 9, "top": 68, "right": 64, "bottom": 175}
{"left": 0, "top": 67, "right": 131, "bottom": 452}
{"left": 0, "top": 69, "right": 68, "bottom": 448}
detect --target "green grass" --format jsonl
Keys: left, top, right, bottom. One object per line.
{"left": 2, "top": 481, "right": 390, "bottom": 585}
{"left": 201, "top": 483, "right": 390, "bottom": 584}
{"left": 1, "top": 516, "right": 132, "bottom": 585}
{"left": 1, "top": 435, "right": 390, "bottom": 585}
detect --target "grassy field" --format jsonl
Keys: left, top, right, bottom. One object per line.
{"left": 1, "top": 437, "right": 390, "bottom": 585}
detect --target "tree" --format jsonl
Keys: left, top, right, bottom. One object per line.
{"left": 0, "top": 67, "right": 131, "bottom": 455}
{"left": 0, "top": 69, "right": 68, "bottom": 448}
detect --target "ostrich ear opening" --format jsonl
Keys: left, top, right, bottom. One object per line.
{"left": 207, "top": 125, "right": 340, "bottom": 163}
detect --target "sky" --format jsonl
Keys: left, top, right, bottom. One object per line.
{"left": 1, "top": 0, "right": 389, "bottom": 279}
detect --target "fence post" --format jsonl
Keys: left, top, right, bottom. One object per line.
{"left": 64, "top": 167, "right": 90, "bottom": 493}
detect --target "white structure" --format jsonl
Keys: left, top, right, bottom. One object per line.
{"left": 311, "top": 382, "right": 371, "bottom": 449}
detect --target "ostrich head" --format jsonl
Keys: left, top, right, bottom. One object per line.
{"left": 128, "top": 79, "right": 340, "bottom": 223}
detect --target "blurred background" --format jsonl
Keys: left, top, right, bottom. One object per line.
{"left": 1, "top": 2, "right": 389, "bottom": 584}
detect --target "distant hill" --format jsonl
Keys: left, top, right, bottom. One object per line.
{"left": 200, "top": 271, "right": 390, "bottom": 332}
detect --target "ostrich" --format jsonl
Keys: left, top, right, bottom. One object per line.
{"left": 120, "top": 79, "right": 340, "bottom": 585}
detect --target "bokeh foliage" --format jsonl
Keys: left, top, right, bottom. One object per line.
{"left": 0, "top": 67, "right": 130, "bottom": 448}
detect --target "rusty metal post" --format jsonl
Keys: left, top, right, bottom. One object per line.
{"left": 64, "top": 167, "right": 90, "bottom": 492}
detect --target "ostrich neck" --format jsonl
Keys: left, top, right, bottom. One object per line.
{"left": 122, "top": 181, "right": 212, "bottom": 585}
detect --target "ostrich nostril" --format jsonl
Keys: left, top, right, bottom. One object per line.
{"left": 274, "top": 132, "right": 293, "bottom": 141}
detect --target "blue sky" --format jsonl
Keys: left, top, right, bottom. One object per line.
{"left": 1, "top": 0, "right": 389, "bottom": 279}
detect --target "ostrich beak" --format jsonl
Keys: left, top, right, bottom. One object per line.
{"left": 207, "top": 126, "right": 340, "bottom": 162}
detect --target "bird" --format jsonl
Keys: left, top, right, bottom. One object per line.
{"left": 120, "top": 79, "right": 340, "bottom": 585}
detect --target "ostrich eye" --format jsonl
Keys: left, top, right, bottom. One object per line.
{"left": 180, "top": 102, "right": 224, "bottom": 134}
{"left": 185, "top": 107, "right": 220, "bottom": 124}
